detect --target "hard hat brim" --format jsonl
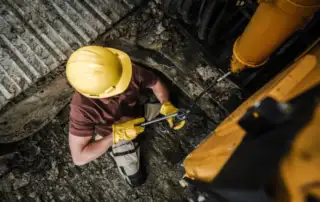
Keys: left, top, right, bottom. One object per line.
{"left": 84, "top": 48, "right": 132, "bottom": 98}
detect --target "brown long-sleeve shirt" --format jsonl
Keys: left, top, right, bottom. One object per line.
{"left": 69, "top": 65, "right": 158, "bottom": 137}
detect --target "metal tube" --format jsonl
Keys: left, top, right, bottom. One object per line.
{"left": 140, "top": 112, "right": 179, "bottom": 127}
{"left": 217, "top": 71, "right": 232, "bottom": 82}
{"left": 192, "top": 71, "right": 231, "bottom": 108}
{"left": 231, "top": 0, "right": 320, "bottom": 72}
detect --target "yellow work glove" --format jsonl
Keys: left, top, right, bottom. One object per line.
{"left": 160, "top": 102, "right": 186, "bottom": 130}
{"left": 112, "top": 118, "right": 145, "bottom": 144}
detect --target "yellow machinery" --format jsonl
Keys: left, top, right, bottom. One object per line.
{"left": 183, "top": 0, "right": 320, "bottom": 201}
{"left": 231, "top": 0, "right": 320, "bottom": 72}
{"left": 184, "top": 44, "right": 320, "bottom": 201}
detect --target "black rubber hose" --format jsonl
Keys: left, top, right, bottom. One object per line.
{"left": 163, "top": 0, "right": 172, "bottom": 14}
{"left": 207, "top": 0, "right": 228, "bottom": 46}
{"left": 181, "top": 0, "right": 194, "bottom": 24}
{"left": 163, "top": 0, "right": 180, "bottom": 17}
{"left": 196, "top": 0, "right": 208, "bottom": 26}
{"left": 219, "top": 16, "right": 246, "bottom": 41}
{"left": 177, "top": 0, "right": 185, "bottom": 15}
{"left": 197, "top": 0, "right": 219, "bottom": 40}
{"left": 181, "top": 0, "right": 202, "bottom": 24}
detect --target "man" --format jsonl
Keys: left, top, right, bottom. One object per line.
{"left": 66, "top": 46, "right": 185, "bottom": 186}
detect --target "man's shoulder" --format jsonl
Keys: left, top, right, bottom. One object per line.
{"left": 69, "top": 92, "right": 101, "bottom": 121}
{"left": 132, "top": 63, "right": 158, "bottom": 88}
{"left": 71, "top": 91, "right": 96, "bottom": 108}
{"left": 132, "top": 63, "right": 148, "bottom": 74}
{"left": 132, "top": 63, "right": 140, "bottom": 75}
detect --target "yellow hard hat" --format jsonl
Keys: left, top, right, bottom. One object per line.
{"left": 66, "top": 46, "right": 132, "bottom": 98}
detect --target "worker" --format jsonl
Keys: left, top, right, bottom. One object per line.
{"left": 66, "top": 46, "right": 185, "bottom": 186}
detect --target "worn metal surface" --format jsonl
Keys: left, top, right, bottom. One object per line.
{"left": 0, "top": 74, "right": 73, "bottom": 143}
{"left": 0, "top": 0, "right": 141, "bottom": 110}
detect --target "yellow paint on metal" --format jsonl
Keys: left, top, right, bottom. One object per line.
{"left": 230, "top": 0, "right": 320, "bottom": 72}
{"left": 184, "top": 43, "right": 320, "bottom": 183}
{"left": 279, "top": 103, "right": 320, "bottom": 202}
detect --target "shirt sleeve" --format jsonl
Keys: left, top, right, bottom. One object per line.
{"left": 134, "top": 65, "right": 159, "bottom": 89}
{"left": 69, "top": 105, "right": 95, "bottom": 137}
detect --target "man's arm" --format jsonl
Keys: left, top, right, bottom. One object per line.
{"left": 69, "top": 133, "right": 113, "bottom": 166}
{"left": 150, "top": 80, "right": 169, "bottom": 104}
{"left": 149, "top": 79, "right": 186, "bottom": 129}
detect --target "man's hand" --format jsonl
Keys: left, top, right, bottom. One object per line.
{"left": 150, "top": 80, "right": 186, "bottom": 130}
{"left": 112, "top": 117, "right": 145, "bottom": 144}
{"left": 160, "top": 102, "right": 186, "bottom": 130}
